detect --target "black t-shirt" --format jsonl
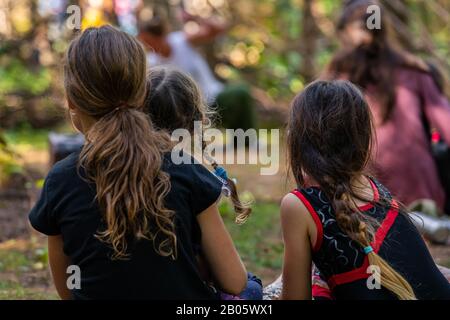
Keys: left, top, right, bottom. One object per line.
{"left": 29, "top": 151, "right": 222, "bottom": 300}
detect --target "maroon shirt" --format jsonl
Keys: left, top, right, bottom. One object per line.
{"left": 364, "top": 68, "right": 450, "bottom": 208}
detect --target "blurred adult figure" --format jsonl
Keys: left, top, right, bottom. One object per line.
{"left": 137, "top": 8, "right": 226, "bottom": 104}
{"left": 326, "top": 0, "right": 450, "bottom": 211}
{"left": 137, "top": 8, "right": 256, "bottom": 130}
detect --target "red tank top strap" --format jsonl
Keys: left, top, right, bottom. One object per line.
{"left": 327, "top": 200, "right": 400, "bottom": 289}
{"left": 290, "top": 190, "right": 324, "bottom": 252}
{"left": 357, "top": 178, "right": 380, "bottom": 211}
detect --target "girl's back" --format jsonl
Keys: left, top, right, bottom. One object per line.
{"left": 282, "top": 79, "right": 450, "bottom": 300}
{"left": 30, "top": 151, "right": 221, "bottom": 299}
{"left": 293, "top": 178, "right": 450, "bottom": 299}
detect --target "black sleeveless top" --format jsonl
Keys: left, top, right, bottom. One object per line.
{"left": 292, "top": 178, "right": 450, "bottom": 300}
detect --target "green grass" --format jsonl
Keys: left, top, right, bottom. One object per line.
{"left": 0, "top": 248, "right": 48, "bottom": 274}
{"left": 0, "top": 248, "right": 55, "bottom": 300}
{"left": 0, "top": 280, "right": 58, "bottom": 300}
{"left": 0, "top": 250, "right": 31, "bottom": 273}
{"left": 221, "top": 200, "right": 283, "bottom": 278}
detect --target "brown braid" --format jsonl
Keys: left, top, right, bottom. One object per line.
{"left": 202, "top": 143, "right": 252, "bottom": 224}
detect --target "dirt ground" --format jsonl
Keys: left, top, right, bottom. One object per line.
{"left": 0, "top": 194, "right": 57, "bottom": 299}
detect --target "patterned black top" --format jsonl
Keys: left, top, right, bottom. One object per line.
{"left": 292, "top": 177, "right": 450, "bottom": 300}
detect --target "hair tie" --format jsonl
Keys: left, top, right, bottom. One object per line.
{"left": 363, "top": 245, "right": 374, "bottom": 255}
{"left": 213, "top": 166, "right": 231, "bottom": 197}
{"left": 115, "top": 102, "right": 131, "bottom": 111}
{"left": 214, "top": 166, "right": 228, "bottom": 181}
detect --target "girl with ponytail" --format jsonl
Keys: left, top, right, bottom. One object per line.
{"left": 29, "top": 26, "right": 247, "bottom": 300}
{"left": 281, "top": 80, "right": 450, "bottom": 300}
{"left": 143, "top": 66, "right": 261, "bottom": 300}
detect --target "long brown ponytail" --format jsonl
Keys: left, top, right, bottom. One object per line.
{"left": 64, "top": 26, "right": 176, "bottom": 260}
{"left": 288, "top": 80, "right": 415, "bottom": 299}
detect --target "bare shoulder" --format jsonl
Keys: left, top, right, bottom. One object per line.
{"left": 280, "top": 193, "right": 313, "bottom": 227}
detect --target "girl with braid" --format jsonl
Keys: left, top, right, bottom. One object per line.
{"left": 281, "top": 80, "right": 450, "bottom": 300}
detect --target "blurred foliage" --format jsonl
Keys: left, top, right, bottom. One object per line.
{"left": 0, "top": 0, "right": 449, "bottom": 123}
{"left": 216, "top": 83, "right": 257, "bottom": 129}
{"left": 0, "top": 0, "right": 447, "bottom": 186}
{"left": 0, "top": 59, "right": 52, "bottom": 96}
{"left": 0, "top": 150, "right": 23, "bottom": 184}
{"left": 0, "top": 125, "right": 51, "bottom": 185}
{"left": 4, "top": 125, "right": 50, "bottom": 150}
{"left": 0, "top": 130, "right": 21, "bottom": 185}
{"left": 205, "top": 0, "right": 449, "bottom": 101}
{"left": 0, "top": 0, "right": 66, "bottom": 129}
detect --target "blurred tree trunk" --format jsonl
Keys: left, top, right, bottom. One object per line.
{"left": 299, "top": 0, "right": 318, "bottom": 82}
{"left": 380, "top": 0, "right": 414, "bottom": 51}
{"left": 381, "top": 0, "right": 409, "bottom": 25}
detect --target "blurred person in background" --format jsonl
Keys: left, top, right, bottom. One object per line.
{"left": 114, "top": 0, "right": 141, "bottom": 35}
{"left": 326, "top": 0, "right": 450, "bottom": 213}
{"left": 137, "top": 6, "right": 256, "bottom": 130}
{"left": 38, "top": 0, "right": 68, "bottom": 40}
{"left": 138, "top": 7, "right": 226, "bottom": 104}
